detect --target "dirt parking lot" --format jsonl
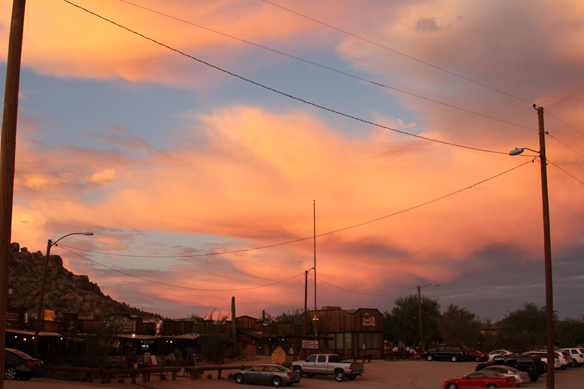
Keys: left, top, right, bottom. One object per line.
{"left": 5, "top": 358, "right": 584, "bottom": 389}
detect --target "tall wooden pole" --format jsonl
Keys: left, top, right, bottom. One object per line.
{"left": 0, "top": 2, "right": 26, "bottom": 389}
{"left": 537, "top": 106, "right": 554, "bottom": 389}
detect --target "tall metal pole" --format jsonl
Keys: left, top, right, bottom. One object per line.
{"left": 537, "top": 106, "right": 554, "bottom": 389}
{"left": 313, "top": 200, "right": 316, "bottom": 313}
{"left": 418, "top": 285, "right": 423, "bottom": 351}
{"left": 0, "top": 2, "right": 26, "bottom": 389}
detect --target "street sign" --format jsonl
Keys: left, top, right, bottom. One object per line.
{"left": 302, "top": 340, "right": 319, "bottom": 349}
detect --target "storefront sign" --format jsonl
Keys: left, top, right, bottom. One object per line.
{"left": 302, "top": 340, "right": 319, "bottom": 349}
{"left": 362, "top": 313, "right": 376, "bottom": 327}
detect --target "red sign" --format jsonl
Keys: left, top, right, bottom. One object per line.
{"left": 362, "top": 313, "right": 376, "bottom": 327}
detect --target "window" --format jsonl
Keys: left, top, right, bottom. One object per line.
{"left": 306, "top": 355, "right": 316, "bottom": 363}
{"left": 317, "top": 355, "right": 327, "bottom": 363}
{"left": 336, "top": 333, "right": 343, "bottom": 350}
{"left": 329, "top": 355, "right": 341, "bottom": 363}
{"left": 345, "top": 333, "right": 352, "bottom": 350}
{"left": 327, "top": 333, "right": 335, "bottom": 350}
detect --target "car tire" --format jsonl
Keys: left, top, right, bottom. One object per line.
{"left": 4, "top": 366, "right": 17, "bottom": 381}
{"left": 235, "top": 373, "right": 245, "bottom": 384}
{"left": 426, "top": 355, "right": 433, "bottom": 361}
{"left": 292, "top": 366, "right": 302, "bottom": 377}
{"left": 486, "top": 384, "right": 497, "bottom": 388}
{"left": 19, "top": 374, "right": 32, "bottom": 381}
{"left": 335, "top": 369, "right": 345, "bottom": 382}
{"left": 451, "top": 355, "right": 458, "bottom": 362}
{"left": 446, "top": 383, "right": 458, "bottom": 389}
{"left": 272, "top": 376, "right": 283, "bottom": 387}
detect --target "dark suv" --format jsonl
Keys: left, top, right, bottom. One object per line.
{"left": 476, "top": 354, "right": 544, "bottom": 382}
{"left": 425, "top": 345, "right": 469, "bottom": 362}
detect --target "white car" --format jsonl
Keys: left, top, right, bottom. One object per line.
{"left": 522, "top": 351, "right": 561, "bottom": 369}
{"left": 487, "top": 349, "right": 514, "bottom": 362}
{"left": 478, "top": 366, "right": 530, "bottom": 386}
{"left": 560, "top": 348, "right": 584, "bottom": 367}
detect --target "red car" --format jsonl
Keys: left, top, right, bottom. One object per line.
{"left": 468, "top": 349, "right": 488, "bottom": 362}
{"left": 444, "top": 371, "right": 518, "bottom": 389}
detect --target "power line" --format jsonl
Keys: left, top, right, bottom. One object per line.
{"left": 117, "top": 0, "right": 535, "bottom": 132}
{"left": 60, "top": 159, "right": 534, "bottom": 259}
{"left": 60, "top": 245, "right": 420, "bottom": 297}
{"left": 63, "top": 0, "right": 510, "bottom": 155}
{"left": 548, "top": 161, "right": 584, "bottom": 185}
{"left": 317, "top": 277, "right": 419, "bottom": 297}
{"left": 58, "top": 245, "right": 305, "bottom": 291}
{"left": 547, "top": 133, "right": 584, "bottom": 160}
{"left": 547, "top": 111, "right": 584, "bottom": 138}
{"left": 261, "top": 0, "right": 535, "bottom": 106}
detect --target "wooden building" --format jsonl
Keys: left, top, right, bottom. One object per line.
{"left": 309, "top": 306, "right": 384, "bottom": 359}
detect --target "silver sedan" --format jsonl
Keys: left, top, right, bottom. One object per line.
{"left": 234, "top": 364, "right": 301, "bottom": 387}
{"left": 479, "top": 366, "right": 530, "bottom": 386}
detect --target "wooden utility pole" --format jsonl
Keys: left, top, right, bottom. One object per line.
{"left": 537, "top": 106, "right": 554, "bottom": 389}
{"left": 0, "top": 1, "right": 27, "bottom": 389}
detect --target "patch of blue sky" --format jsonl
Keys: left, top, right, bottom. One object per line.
{"left": 12, "top": 66, "right": 195, "bottom": 150}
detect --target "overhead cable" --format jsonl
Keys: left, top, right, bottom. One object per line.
{"left": 58, "top": 245, "right": 305, "bottom": 291}
{"left": 261, "top": 0, "right": 535, "bottom": 105}
{"left": 60, "top": 159, "right": 534, "bottom": 259}
{"left": 117, "top": 0, "right": 534, "bottom": 132}
{"left": 63, "top": 0, "right": 510, "bottom": 155}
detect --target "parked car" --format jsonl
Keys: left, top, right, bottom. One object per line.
{"left": 560, "top": 348, "right": 584, "bottom": 367}
{"left": 443, "top": 370, "right": 518, "bottom": 388}
{"left": 4, "top": 348, "right": 44, "bottom": 381}
{"left": 556, "top": 350, "right": 575, "bottom": 369}
{"left": 476, "top": 354, "right": 544, "bottom": 382}
{"left": 291, "top": 353, "right": 364, "bottom": 381}
{"left": 425, "top": 345, "right": 470, "bottom": 362}
{"left": 522, "top": 351, "right": 561, "bottom": 370}
{"left": 468, "top": 349, "right": 488, "bottom": 362}
{"left": 487, "top": 350, "right": 514, "bottom": 362}
{"left": 478, "top": 366, "right": 530, "bottom": 386}
{"left": 234, "top": 364, "right": 301, "bottom": 387}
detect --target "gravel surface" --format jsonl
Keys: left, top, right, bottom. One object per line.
{"left": 5, "top": 357, "right": 583, "bottom": 389}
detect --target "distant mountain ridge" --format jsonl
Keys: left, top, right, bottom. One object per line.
{"left": 8, "top": 242, "right": 160, "bottom": 320}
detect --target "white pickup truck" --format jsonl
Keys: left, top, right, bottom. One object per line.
{"left": 291, "top": 353, "right": 364, "bottom": 382}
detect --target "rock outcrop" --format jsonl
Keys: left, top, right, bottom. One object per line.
{"left": 7, "top": 242, "right": 159, "bottom": 320}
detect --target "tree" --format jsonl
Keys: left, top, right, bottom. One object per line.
{"left": 556, "top": 318, "right": 584, "bottom": 347}
{"left": 81, "top": 313, "right": 124, "bottom": 368}
{"left": 263, "top": 309, "right": 304, "bottom": 326}
{"left": 190, "top": 310, "right": 231, "bottom": 364}
{"left": 273, "top": 309, "right": 304, "bottom": 326}
{"left": 439, "top": 304, "right": 482, "bottom": 348}
{"left": 388, "top": 295, "right": 440, "bottom": 347}
{"left": 498, "top": 302, "right": 555, "bottom": 349}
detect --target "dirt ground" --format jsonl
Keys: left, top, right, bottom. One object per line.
{"left": 5, "top": 356, "right": 584, "bottom": 389}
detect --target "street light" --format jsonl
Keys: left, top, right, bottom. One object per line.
{"left": 32, "top": 231, "right": 93, "bottom": 357}
{"left": 418, "top": 283, "right": 438, "bottom": 353}
{"left": 510, "top": 105, "right": 555, "bottom": 389}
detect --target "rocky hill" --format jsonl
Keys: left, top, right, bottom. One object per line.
{"left": 8, "top": 242, "right": 160, "bottom": 320}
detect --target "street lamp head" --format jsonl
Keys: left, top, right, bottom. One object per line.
{"left": 82, "top": 231, "right": 94, "bottom": 236}
{"left": 509, "top": 148, "right": 524, "bottom": 156}
{"left": 431, "top": 283, "right": 439, "bottom": 286}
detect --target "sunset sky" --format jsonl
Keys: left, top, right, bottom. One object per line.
{"left": 1, "top": 0, "right": 583, "bottom": 322}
